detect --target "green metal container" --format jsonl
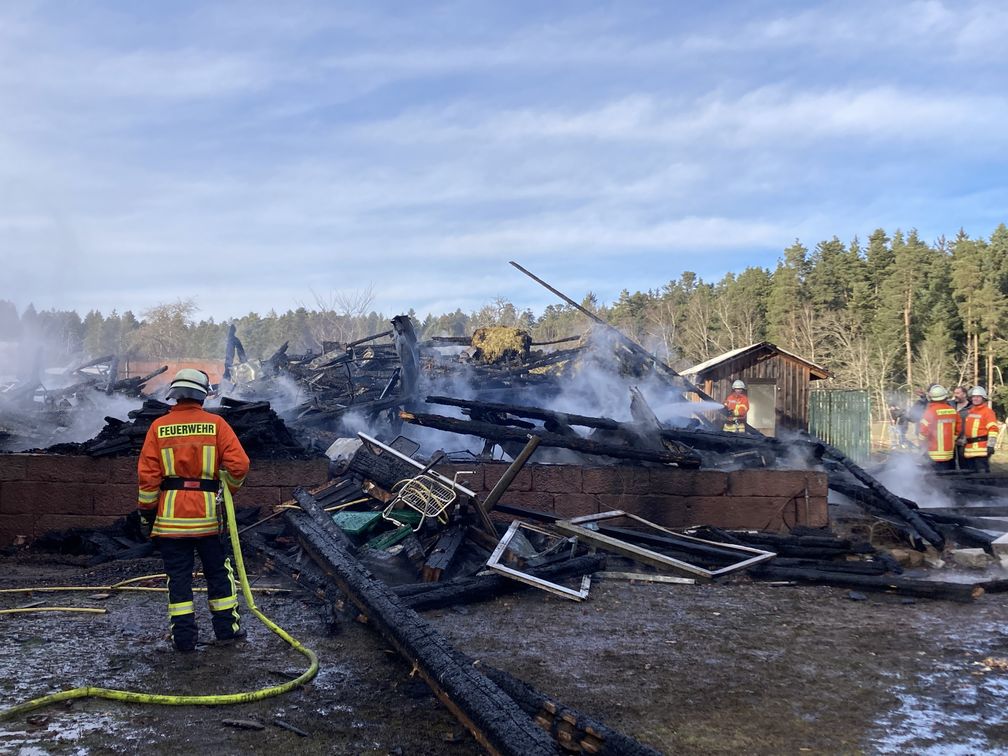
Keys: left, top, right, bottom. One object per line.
{"left": 331, "top": 510, "right": 383, "bottom": 536}
{"left": 808, "top": 389, "right": 871, "bottom": 463}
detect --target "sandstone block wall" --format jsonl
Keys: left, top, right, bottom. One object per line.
{"left": 0, "top": 454, "right": 828, "bottom": 546}
{"left": 0, "top": 454, "right": 330, "bottom": 545}
{"left": 440, "top": 464, "right": 829, "bottom": 532}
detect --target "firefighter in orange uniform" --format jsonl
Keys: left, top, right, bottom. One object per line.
{"left": 137, "top": 369, "right": 250, "bottom": 652}
{"left": 916, "top": 384, "right": 961, "bottom": 471}
{"left": 723, "top": 379, "right": 750, "bottom": 433}
{"left": 962, "top": 386, "right": 999, "bottom": 473}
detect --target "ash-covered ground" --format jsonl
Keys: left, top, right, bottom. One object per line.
{"left": 2, "top": 555, "right": 1008, "bottom": 755}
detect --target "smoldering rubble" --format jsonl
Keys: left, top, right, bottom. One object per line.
{"left": 4, "top": 291, "right": 1008, "bottom": 751}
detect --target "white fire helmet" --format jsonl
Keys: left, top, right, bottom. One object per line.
{"left": 167, "top": 368, "right": 210, "bottom": 401}
{"left": 927, "top": 384, "right": 949, "bottom": 402}
{"left": 731, "top": 380, "right": 746, "bottom": 391}
{"left": 968, "top": 385, "right": 989, "bottom": 400}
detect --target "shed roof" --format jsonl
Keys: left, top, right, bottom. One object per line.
{"left": 681, "top": 342, "right": 829, "bottom": 380}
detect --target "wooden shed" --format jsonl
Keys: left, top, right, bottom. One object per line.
{"left": 681, "top": 342, "right": 829, "bottom": 436}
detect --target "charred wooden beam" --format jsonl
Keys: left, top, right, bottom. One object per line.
{"left": 296, "top": 396, "right": 404, "bottom": 426}
{"left": 749, "top": 565, "right": 982, "bottom": 602}
{"left": 344, "top": 439, "right": 430, "bottom": 490}
{"left": 768, "top": 557, "right": 893, "bottom": 576}
{"left": 480, "top": 435, "right": 541, "bottom": 522}
{"left": 400, "top": 411, "right": 701, "bottom": 468}
{"left": 508, "top": 261, "right": 716, "bottom": 407}
{"left": 597, "top": 525, "right": 754, "bottom": 563}
{"left": 530, "top": 335, "right": 582, "bottom": 347}
{"left": 426, "top": 395, "right": 624, "bottom": 431}
{"left": 109, "top": 364, "right": 167, "bottom": 394}
{"left": 347, "top": 329, "right": 393, "bottom": 349}
{"left": 481, "top": 664, "right": 661, "bottom": 756}
{"left": 395, "top": 554, "right": 608, "bottom": 612}
{"left": 247, "top": 535, "right": 340, "bottom": 603}
{"left": 284, "top": 489, "right": 559, "bottom": 755}
{"left": 825, "top": 467, "right": 942, "bottom": 550}
{"left": 919, "top": 504, "right": 1008, "bottom": 518}
{"left": 930, "top": 522, "right": 999, "bottom": 553}
{"left": 422, "top": 525, "right": 466, "bottom": 582}
{"left": 821, "top": 442, "right": 945, "bottom": 550}
{"left": 422, "top": 335, "right": 472, "bottom": 347}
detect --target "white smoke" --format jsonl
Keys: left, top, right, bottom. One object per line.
{"left": 871, "top": 450, "right": 956, "bottom": 509}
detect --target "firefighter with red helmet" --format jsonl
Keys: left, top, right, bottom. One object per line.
{"left": 723, "top": 379, "right": 750, "bottom": 433}
{"left": 137, "top": 369, "right": 250, "bottom": 652}
{"left": 962, "top": 386, "right": 999, "bottom": 473}
{"left": 917, "top": 384, "right": 961, "bottom": 471}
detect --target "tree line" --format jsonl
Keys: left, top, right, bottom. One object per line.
{"left": 3, "top": 223, "right": 1007, "bottom": 415}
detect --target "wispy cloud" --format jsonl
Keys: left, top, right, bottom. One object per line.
{"left": 0, "top": 1, "right": 1006, "bottom": 325}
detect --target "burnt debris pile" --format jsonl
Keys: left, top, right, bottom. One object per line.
{"left": 45, "top": 397, "right": 311, "bottom": 460}
{"left": 0, "top": 356, "right": 167, "bottom": 452}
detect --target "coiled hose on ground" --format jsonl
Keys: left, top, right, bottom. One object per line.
{"left": 0, "top": 479, "right": 319, "bottom": 719}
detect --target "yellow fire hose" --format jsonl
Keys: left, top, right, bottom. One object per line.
{"left": 0, "top": 479, "right": 319, "bottom": 719}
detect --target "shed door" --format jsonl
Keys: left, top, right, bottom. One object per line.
{"left": 747, "top": 381, "right": 777, "bottom": 436}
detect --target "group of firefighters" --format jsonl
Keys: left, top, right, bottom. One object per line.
{"left": 916, "top": 384, "right": 999, "bottom": 472}
{"left": 724, "top": 378, "right": 999, "bottom": 473}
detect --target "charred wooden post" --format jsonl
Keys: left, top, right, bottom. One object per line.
{"left": 263, "top": 341, "right": 290, "bottom": 373}
{"left": 422, "top": 525, "right": 467, "bottom": 583}
{"left": 391, "top": 315, "right": 419, "bottom": 403}
{"left": 480, "top": 434, "right": 541, "bottom": 526}
{"left": 481, "top": 664, "right": 661, "bottom": 756}
{"left": 820, "top": 443, "right": 945, "bottom": 550}
{"left": 103, "top": 356, "right": 119, "bottom": 395}
{"left": 223, "top": 323, "right": 247, "bottom": 381}
{"left": 284, "top": 488, "right": 559, "bottom": 755}
{"left": 400, "top": 411, "right": 701, "bottom": 467}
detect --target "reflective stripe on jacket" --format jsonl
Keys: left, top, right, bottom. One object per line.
{"left": 963, "top": 404, "right": 999, "bottom": 459}
{"left": 918, "top": 402, "right": 961, "bottom": 462}
{"left": 723, "top": 392, "right": 749, "bottom": 432}
{"left": 137, "top": 400, "right": 250, "bottom": 538}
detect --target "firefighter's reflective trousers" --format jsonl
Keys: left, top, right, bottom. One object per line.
{"left": 157, "top": 536, "right": 241, "bottom": 651}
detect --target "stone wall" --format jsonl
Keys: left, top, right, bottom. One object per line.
{"left": 0, "top": 453, "right": 828, "bottom": 546}
{"left": 0, "top": 454, "right": 330, "bottom": 546}
{"left": 440, "top": 463, "right": 829, "bottom": 532}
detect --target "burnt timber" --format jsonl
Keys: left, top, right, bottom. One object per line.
{"left": 399, "top": 410, "right": 701, "bottom": 467}
{"left": 283, "top": 488, "right": 559, "bottom": 756}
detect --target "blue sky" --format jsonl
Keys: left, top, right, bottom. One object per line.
{"left": 2, "top": 1, "right": 1007, "bottom": 322}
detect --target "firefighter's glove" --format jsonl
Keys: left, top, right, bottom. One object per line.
{"left": 138, "top": 508, "right": 157, "bottom": 540}
{"left": 988, "top": 446, "right": 996, "bottom": 458}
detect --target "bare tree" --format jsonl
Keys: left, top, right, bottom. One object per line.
{"left": 305, "top": 284, "right": 376, "bottom": 344}
{"left": 470, "top": 296, "right": 520, "bottom": 329}
{"left": 131, "top": 299, "right": 198, "bottom": 361}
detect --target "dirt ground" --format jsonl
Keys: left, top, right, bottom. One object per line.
{"left": 2, "top": 554, "right": 1008, "bottom": 755}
